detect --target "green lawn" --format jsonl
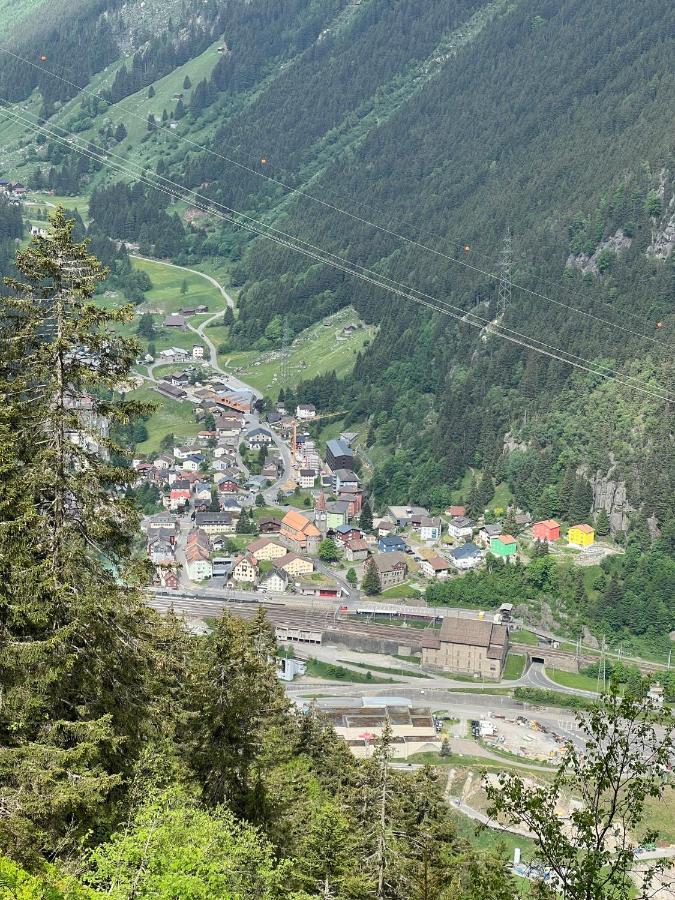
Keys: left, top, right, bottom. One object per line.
{"left": 490, "top": 481, "right": 513, "bottom": 514}
{"left": 379, "top": 583, "right": 422, "bottom": 599}
{"left": 503, "top": 653, "right": 527, "bottom": 680}
{"left": 336, "top": 659, "right": 431, "bottom": 679}
{"left": 210, "top": 307, "right": 375, "bottom": 397}
{"left": 130, "top": 384, "right": 201, "bottom": 454}
{"left": 304, "top": 658, "right": 394, "bottom": 684}
{"left": 544, "top": 668, "right": 599, "bottom": 693}
{"left": 29, "top": 192, "right": 90, "bottom": 218}
{"left": 509, "top": 629, "right": 540, "bottom": 646}
{"left": 251, "top": 506, "right": 286, "bottom": 522}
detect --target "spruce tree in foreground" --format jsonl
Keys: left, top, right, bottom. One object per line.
{"left": 0, "top": 210, "right": 155, "bottom": 859}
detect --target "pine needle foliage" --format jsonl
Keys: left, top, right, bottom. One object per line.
{"left": 0, "top": 210, "right": 156, "bottom": 860}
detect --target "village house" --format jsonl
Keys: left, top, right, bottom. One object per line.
{"left": 337, "top": 492, "right": 361, "bottom": 518}
{"left": 153, "top": 453, "right": 174, "bottom": 470}
{"left": 448, "top": 542, "right": 482, "bottom": 570}
{"left": 533, "top": 519, "right": 561, "bottom": 543}
{"left": 194, "top": 512, "right": 234, "bottom": 534}
{"left": 194, "top": 482, "right": 212, "bottom": 502}
{"left": 144, "top": 512, "right": 179, "bottom": 534}
{"left": 169, "top": 485, "right": 191, "bottom": 511}
{"left": 386, "top": 505, "right": 429, "bottom": 527}
{"left": 326, "top": 439, "right": 354, "bottom": 471}
{"left": 174, "top": 445, "right": 201, "bottom": 460}
{"left": 490, "top": 534, "right": 517, "bottom": 559}
{"left": 419, "top": 516, "right": 443, "bottom": 542}
{"left": 163, "top": 314, "right": 187, "bottom": 329}
{"left": 181, "top": 454, "right": 204, "bottom": 472}
{"left": 334, "top": 469, "right": 360, "bottom": 492}
{"left": 148, "top": 538, "right": 175, "bottom": 565}
{"left": 278, "top": 553, "right": 314, "bottom": 578}
{"left": 371, "top": 552, "right": 408, "bottom": 589}
{"left": 478, "top": 522, "right": 502, "bottom": 547}
{"left": 192, "top": 345, "right": 205, "bottom": 360}
{"left": 261, "top": 568, "right": 290, "bottom": 593}
{"left": 217, "top": 479, "right": 240, "bottom": 495}
{"left": 378, "top": 534, "right": 407, "bottom": 554}
{"left": 246, "top": 536, "right": 288, "bottom": 562}
{"left": 232, "top": 554, "right": 259, "bottom": 583}
{"left": 156, "top": 382, "right": 186, "bottom": 401}
{"left": 156, "top": 567, "right": 180, "bottom": 590}
{"left": 421, "top": 619, "right": 509, "bottom": 679}
{"left": 247, "top": 427, "right": 274, "bottom": 449}
{"left": 446, "top": 505, "right": 466, "bottom": 518}
{"left": 296, "top": 403, "right": 316, "bottom": 419}
{"left": 259, "top": 516, "right": 282, "bottom": 534}
{"left": 280, "top": 509, "right": 322, "bottom": 554}
{"left": 344, "top": 538, "right": 370, "bottom": 562}
{"left": 568, "top": 523, "right": 595, "bottom": 547}
{"left": 447, "top": 515, "right": 475, "bottom": 541}
{"left": 420, "top": 555, "right": 451, "bottom": 579}
{"left": 326, "top": 500, "right": 350, "bottom": 529}
{"left": 375, "top": 518, "right": 396, "bottom": 537}
{"left": 219, "top": 497, "right": 242, "bottom": 517}
{"left": 185, "top": 544, "right": 212, "bottom": 582}
{"left": 298, "top": 468, "right": 316, "bottom": 488}
{"left": 334, "top": 524, "right": 364, "bottom": 545}
{"left": 262, "top": 463, "right": 280, "bottom": 480}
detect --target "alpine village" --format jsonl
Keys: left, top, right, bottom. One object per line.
{"left": 0, "top": 1, "right": 673, "bottom": 898}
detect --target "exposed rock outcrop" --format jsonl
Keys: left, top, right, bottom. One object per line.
{"left": 566, "top": 229, "right": 632, "bottom": 275}
{"left": 588, "top": 470, "right": 634, "bottom": 534}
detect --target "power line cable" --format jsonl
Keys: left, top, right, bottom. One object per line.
{"left": 2, "top": 102, "right": 673, "bottom": 405}
{"left": 0, "top": 45, "right": 669, "bottom": 348}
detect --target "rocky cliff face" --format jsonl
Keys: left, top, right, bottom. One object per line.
{"left": 588, "top": 469, "right": 634, "bottom": 534}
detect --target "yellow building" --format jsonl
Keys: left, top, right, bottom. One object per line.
{"left": 247, "top": 536, "right": 288, "bottom": 562}
{"left": 278, "top": 553, "right": 314, "bottom": 577}
{"left": 568, "top": 523, "right": 595, "bottom": 547}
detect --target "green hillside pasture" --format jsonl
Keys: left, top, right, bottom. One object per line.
{"left": 100, "top": 40, "right": 222, "bottom": 149}
{"left": 211, "top": 308, "right": 375, "bottom": 396}
{"left": 130, "top": 384, "right": 200, "bottom": 454}
{"left": 132, "top": 257, "right": 227, "bottom": 315}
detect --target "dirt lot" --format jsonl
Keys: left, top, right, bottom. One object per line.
{"left": 481, "top": 715, "right": 567, "bottom": 764}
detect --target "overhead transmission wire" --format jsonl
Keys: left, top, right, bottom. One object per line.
{"left": 3, "top": 101, "right": 673, "bottom": 405}
{"left": 0, "top": 42, "right": 667, "bottom": 326}
{"left": 1, "top": 101, "right": 661, "bottom": 386}
{"left": 1, "top": 102, "right": 673, "bottom": 406}
{"left": 0, "top": 46, "right": 669, "bottom": 349}
{"left": 0, "top": 99, "right": 662, "bottom": 388}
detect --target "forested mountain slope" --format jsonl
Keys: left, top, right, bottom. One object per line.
{"left": 1, "top": 0, "right": 673, "bottom": 528}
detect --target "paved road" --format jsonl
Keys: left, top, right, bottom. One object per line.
{"left": 525, "top": 661, "right": 598, "bottom": 697}
{"left": 131, "top": 254, "right": 262, "bottom": 399}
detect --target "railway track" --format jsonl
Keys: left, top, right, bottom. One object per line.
{"left": 149, "top": 595, "right": 427, "bottom": 645}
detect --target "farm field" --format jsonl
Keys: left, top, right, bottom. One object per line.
{"left": 132, "top": 257, "right": 228, "bottom": 316}
{"left": 209, "top": 307, "right": 375, "bottom": 396}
